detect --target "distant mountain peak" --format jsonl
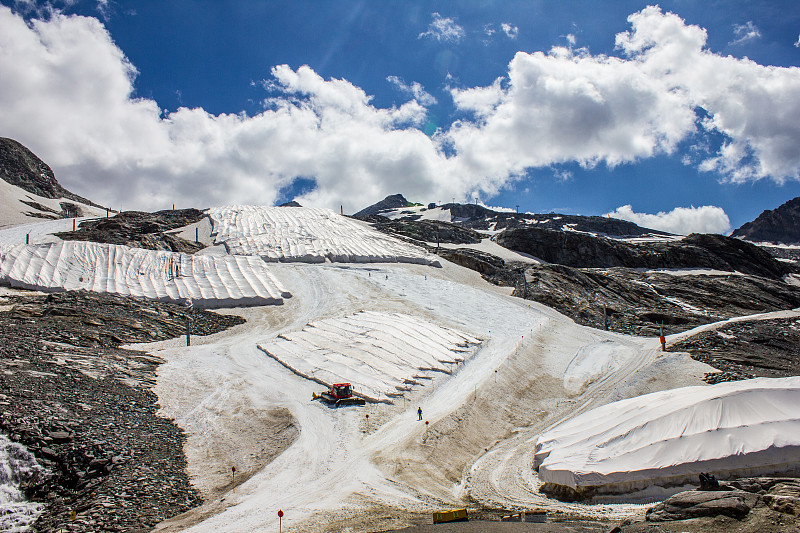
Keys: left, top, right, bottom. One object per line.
{"left": 354, "top": 194, "right": 413, "bottom": 217}
{"left": 732, "top": 196, "right": 800, "bottom": 245}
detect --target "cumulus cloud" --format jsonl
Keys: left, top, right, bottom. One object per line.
{"left": 448, "top": 6, "right": 800, "bottom": 186}
{"left": 0, "top": 5, "right": 799, "bottom": 215}
{"left": 730, "top": 21, "right": 761, "bottom": 45}
{"left": 419, "top": 12, "right": 465, "bottom": 43}
{"left": 501, "top": 23, "right": 518, "bottom": 39}
{"left": 795, "top": 34, "right": 800, "bottom": 47}
{"left": 605, "top": 205, "right": 731, "bottom": 235}
{"left": 386, "top": 76, "right": 437, "bottom": 106}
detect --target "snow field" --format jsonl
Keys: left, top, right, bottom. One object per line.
{"left": 258, "top": 310, "right": 482, "bottom": 403}
{"left": 534, "top": 376, "right": 800, "bottom": 496}
{"left": 149, "top": 262, "right": 715, "bottom": 532}
{"left": 0, "top": 241, "right": 291, "bottom": 308}
{"left": 207, "top": 205, "right": 441, "bottom": 266}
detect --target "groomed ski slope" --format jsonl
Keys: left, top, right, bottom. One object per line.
{"left": 534, "top": 376, "right": 800, "bottom": 496}
{"left": 259, "top": 310, "right": 482, "bottom": 403}
{"left": 207, "top": 205, "right": 441, "bottom": 266}
{"left": 0, "top": 241, "right": 291, "bottom": 307}
{"left": 148, "top": 260, "right": 721, "bottom": 533}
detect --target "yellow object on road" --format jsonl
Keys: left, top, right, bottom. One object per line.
{"left": 432, "top": 508, "right": 467, "bottom": 523}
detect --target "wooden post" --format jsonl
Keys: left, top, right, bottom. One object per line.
{"left": 26, "top": 233, "right": 29, "bottom": 244}
{"left": 195, "top": 227, "right": 199, "bottom": 243}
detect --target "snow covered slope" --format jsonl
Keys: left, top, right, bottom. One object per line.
{"left": 207, "top": 205, "right": 441, "bottom": 266}
{"left": 0, "top": 241, "right": 290, "bottom": 307}
{"left": 258, "top": 310, "right": 482, "bottom": 403}
{"left": 534, "top": 376, "right": 800, "bottom": 497}
{"left": 0, "top": 176, "right": 106, "bottom": 230}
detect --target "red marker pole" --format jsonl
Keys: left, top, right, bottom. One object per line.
{"left": 278, "top": 509, "right": 284, "bottom": 533}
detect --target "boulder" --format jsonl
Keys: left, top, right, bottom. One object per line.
{"left": 646, "top": 489, "right": 759, "bottom": 521}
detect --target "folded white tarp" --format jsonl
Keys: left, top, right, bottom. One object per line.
{"left": 207, "top": 205, "right": 441, "bottom": 266}
{"left": 534, "top": 376, "right": 800, "bottom": 495}
{"left": 258, "top": 310, "right": 481, "bottom": 402}
{"left": 0, "top": 241, "right": 291, "bottom": 308}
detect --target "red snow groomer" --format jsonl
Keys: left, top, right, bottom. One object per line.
{"left": 312, "top": 383, "right": 366, "bottom": 407}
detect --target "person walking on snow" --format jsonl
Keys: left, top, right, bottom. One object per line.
{"left": 417, "top": 407, "right": 423, "bottom": 420}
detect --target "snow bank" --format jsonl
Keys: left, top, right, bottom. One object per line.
{"left": 207, "top": 205, "right": 441, "bottom": 266}
{"left": 0, "top": 241, "right": 290, "bottom": 308}
{"left": 534, "top": 377, "right": 800, "bottom": 497}
{"left": 258, "top": 310, "right": 481, "bottom": 403}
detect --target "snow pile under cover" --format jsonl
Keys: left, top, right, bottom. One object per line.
{"left": 258, "top": 310, "right": 481, "bottom": 403}
{"left": 208, "top": 205, "right": 441, "bottom": 266}
{"left": 534, "top": 376, "right": 800, "bottom": 495}
{"left": 0, "top": 241, "right": 291, "bottom": 308}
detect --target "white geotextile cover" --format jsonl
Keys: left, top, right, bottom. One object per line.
{"left": 0, "top": 241, "right": 291, "bottom": 308}
{"left": 258, "top": 310, "right": 481, "bottom": 402}
{"left": 534, "top": 376, "right": 800, "bottom": 493}
{"left": 207, "top": 205, "right": 441, "bottom": 266}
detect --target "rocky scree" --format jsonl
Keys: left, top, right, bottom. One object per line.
{"left": 0, "top": 289, "right": 244, "bottom": 532}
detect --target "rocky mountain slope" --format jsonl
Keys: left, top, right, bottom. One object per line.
{"left": 732, "top": 196, "right": 800, "bottom": 245}
{"left": 495, "top": 228, "right": 794, "bottom": 279}
{"left": 356, "top": 194, "right": 670, "bottom": 237}
{"left": 56, "top": 208, "right": 207, "bottom": 253}
{"left": 0, "top": 138, "right": 108, "bottom": 227}
{"left": 0, "top": 289, "right": 270, "bottom": 532}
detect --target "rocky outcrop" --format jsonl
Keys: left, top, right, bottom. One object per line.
{"left": 0, "top": 137, "right": 102, "bottom": 209}
{"left": 732, "top": 196, "right": 800, "bottom": 245}
{"left": 646, "top": 489, "right": 759, "bottom": 521}
{"left": 354, "top": 193, "right": 414, "bottom": 217}
{"left": 0, "top": 290, "right": 248, "bottom": 532}
{"left": 495, "top": 228, "right": 794, "bottom": 279}
{"left": 671, "top": 316, "right": 800, "bottom": 382}
{"left": 56, "top": 208, "right": 206, "bottom": 253}
{"left": 369, "top": 219, "right": 482, "bottom": 245}
{"left": 436, "top": 248, "right": 505, "bottom": 275}
{"left": 646, "top": 478, "right": 800, "bottom": 522}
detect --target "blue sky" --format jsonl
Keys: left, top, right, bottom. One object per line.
{"left": 2, "top": 1, "right": 800, "bottom": 234}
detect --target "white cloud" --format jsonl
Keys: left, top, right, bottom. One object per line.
{"left": 501, "top": 23, "right": 518, "bottom": 39}
{"left": 419, "top": 12, "right": 465, "bottom": 43}
{"left": 565, "top": 33, "right": 577, "bottom": 46}
{"left": 795, "top": 34, "right": 800, "bottom": 47}
{"left": 386, "top": 76, "right": 437, "bottom": 106}
{"left": 0, "top": 6, "right": 798, "bottom": 215}
{"left": 617, "top": 7, "right": 800, "bottom": 183}
{"left": 483, "top": 24, "right": 495, "bottom": 37}
{"left": 605, "top": 205, "right": 731, "bottom": 235}
{"left": 730, "top": 21, "right": 761, "bottom": 45}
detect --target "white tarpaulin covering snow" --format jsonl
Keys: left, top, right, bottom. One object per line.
{"left": 534, "top": 376, "right": 800, "bottom": 495}
{"left": 258, "top": 310, "right": 482, "bottom": 403}
{"left": 207, "top": 205, "right": 441, "bottom": 266}
{"left": 0, "top": 241, "right": 291, "bottom": 308}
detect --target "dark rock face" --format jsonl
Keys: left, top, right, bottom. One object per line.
{"left": 279, "top": 200, "right": 302, "bottom": 207}
{"left": 488, "top": 262, "right": 800, "bottom": 338}
{"left": 368, "top": 219, "right": 482, "bottom": 245}
{"left": 495, "top": 228, "right": 793, "bottom": 279}
{"left": 733, "top": 196, "right": 800, "bottom": 244}
{"left": 354, "top": 194, "right": 412, "bottom": 217}
{"left": 436, "top": 248, "right": 505, "bottom": 275}
{"left": 0, "top": 137, "right": 101, "bottom": 209}
{"left": 0, "top": 290, "right": 246, "bottom": 532}
{"left": 56, "top": 208, "right": 206, "bottom": 253}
